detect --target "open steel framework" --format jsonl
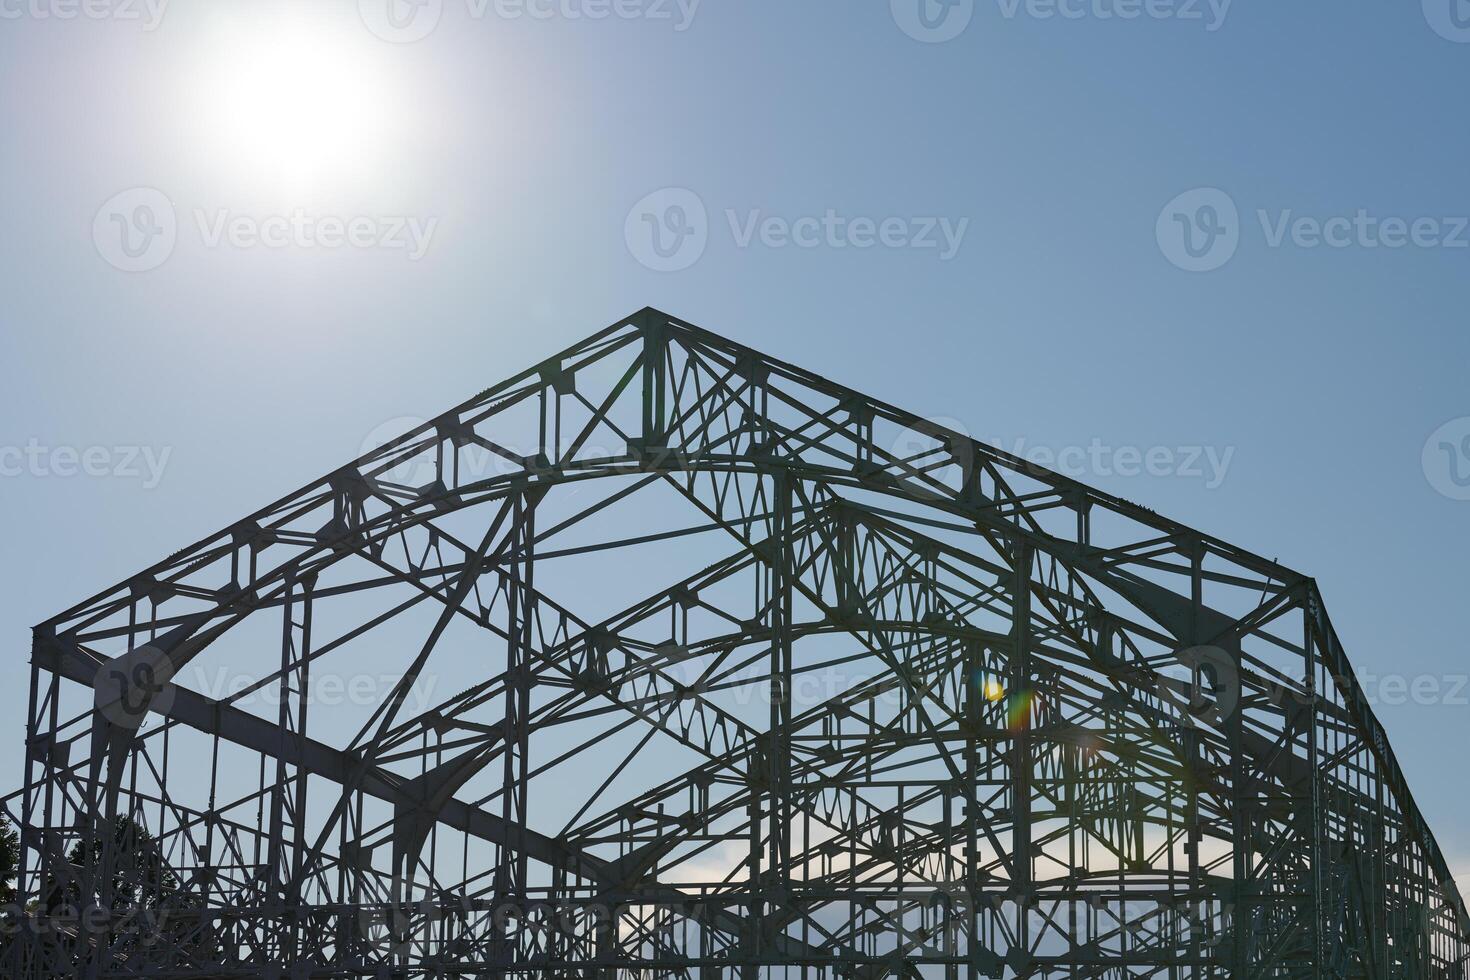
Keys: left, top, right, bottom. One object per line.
{"left": 9, "top": 309, "right": 1469, "bottom": 978}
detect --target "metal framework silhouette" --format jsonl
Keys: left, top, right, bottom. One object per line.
{"left": 9, "top": 309, "right": 1469, "bottom": 977}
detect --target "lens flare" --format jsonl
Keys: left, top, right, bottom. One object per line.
{"left": 1006, "top": 689, "right": 1035, "bottom": 732}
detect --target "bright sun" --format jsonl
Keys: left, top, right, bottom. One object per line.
{"left": 189, "top": 8, "right": 406, "bottom": 201}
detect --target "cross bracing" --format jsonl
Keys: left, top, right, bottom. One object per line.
{"left": 8, "top": 308, "right": 1468, "bottom": 978}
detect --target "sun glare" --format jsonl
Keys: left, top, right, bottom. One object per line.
{"left": 189, "top": 9, "right": 405, "bottom": 201}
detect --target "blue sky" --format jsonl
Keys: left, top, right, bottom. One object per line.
{"left": 1, "top": 0, "right": 1468, "bottom": 887}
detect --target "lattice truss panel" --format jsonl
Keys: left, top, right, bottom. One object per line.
{"left": 8, "top": 311, "right": 1468, "bottom": 978}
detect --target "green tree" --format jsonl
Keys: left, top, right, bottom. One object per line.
{"left": 45, "top": 816, "right": 177, "bottom": 912}
{"left": 0, "top": 815, "right": 19, "bottom": 906}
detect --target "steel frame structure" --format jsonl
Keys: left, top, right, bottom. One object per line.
{"left": 9, "top": 308, "right": 1469, "bottom": 977}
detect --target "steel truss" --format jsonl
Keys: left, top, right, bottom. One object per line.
{"left": 9, "top": 309, "right": 1469, "bottom": 977}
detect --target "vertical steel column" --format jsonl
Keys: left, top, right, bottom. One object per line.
{"left": 1306, "top": 601, "right": 1324, "bottom": 980}
{"left": 500, "top": 490, "right": 535, "bottom": 905}
{"left": 267, "top": 570, "right": 314, "bottom": 960}
{"left": 1222, "top": 560, "right": 1250, "bottom": 976}
{"left": 768, "top": 473, "right": 793, "bottom": 891}
{"left": 1183, "top": 722, "right": 1204, "bottom": 975}
{"left": 640, "top": 312, "right": 667, "bottom": 453}
{"left": 775, "top": 475, "right": 795, "bottom": 977}
{"left": 963, "top": 636, "right": 981, "bottom": 980}
{"left": 1010, "top": 539, "right": 1033, "bottom": 953}
{"left": 18, "top": 653, "right": 48, "bottom": 909}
